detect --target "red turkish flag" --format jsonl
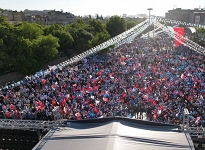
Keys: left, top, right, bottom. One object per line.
{"left": 174, "top": 27, "right": 184, "bottom": 47}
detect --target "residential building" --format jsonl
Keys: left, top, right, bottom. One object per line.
{"left": 165, "top": 8, "right": 205, "bottom": 24}
{"left": 7, "top": 11, "right": 26, "bottom": 23}
{"left": 47, "top": 10, "right": 76, "bottom": 25}
{"left": 4, "top": 9, "right": 102, "bottom": 25}
{"left": 33, "top": 14, "right": 49, "bottom": 24}
{"left": 23, "top": 9, "right": 51, "bottom": 16}
{"left": 0, "top": 10, "right": 8, "bottom": 18}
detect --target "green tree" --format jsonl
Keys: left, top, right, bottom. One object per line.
{"left": 53, "top": 30, "right": 73, "bottom": 51}
{"left": 44, "top": 24, "right": 64, "bottom": 35}
{"left": 14, "top": 22, "right": 44, "bottom": 40}
{"left": 69, "top": 18, "right": 88, "bottom": 30}
{"left": 89, "top": 15, "right": 92, "bottom": 19}
{"left": 0, "top": 16, "right": 8, "bottom": 70}
{"left": 71, "top": 28, "right": 94, "bottom": 53}
{"left": 106, "top": 15, "right": 126, "bottom": 37}
{"left": 0, "top": 17, "right": 67, "bottom": 74}
{"left": 67, "top": 18, "right": 94, "bottom": 34}
{"left": 194, "top": 28, "right": 205, "bottom": 47}
{"left": 88, "top": 19, "right": 107, "bottom": 36}
{"left": 32, "top": 34, "right": 59, "bottom": 65}
{"left": 0, "top": 39, "right": 6, "bottom": 70}
{"left": 100, "top": 15, "right": 103, "bottom": 20}
{"left": 127, "top": 21, "right": 137, "bottom": 30}
{"left": 96, "top": 14, "right": 100, "bottom": 20}
{"left": 0, "top": 22, "right": 38, "bottom": 74}
{"left": 11, "top": 37, "right": 38, "bottom": 74}
{"left": 89, "top": 32, "right": 110, "bottom": 47}
{"left": 0, "top": 16, "right": 6, "bottom": 24}
{"left": 68, "top": 18, "right": 95, "bottom": 35}
{"left": 0, "top": 22, "right": 16, "bottom": 71}
{"left": 44, "top": 24, "right": 73, "bottom": 52}
{"left": 0, "top": 8, "right": 4, "bottom": 13}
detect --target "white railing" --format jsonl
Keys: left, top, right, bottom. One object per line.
{"left": 153, "top": 21, "right": 205, "bottom": 55}
{"left": 115, "top": 22, "right": 149, "bottom": 48}
{"left": 155, "top": 17, "right": 205, "bottom": 29}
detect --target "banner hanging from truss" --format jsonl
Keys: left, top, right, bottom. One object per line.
{"left": 174, "top": 27, "right": 185, "bottom": 47}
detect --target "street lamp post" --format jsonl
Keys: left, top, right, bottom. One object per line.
{"left": 147, "top": 8, "right": 153, "bottom": 45}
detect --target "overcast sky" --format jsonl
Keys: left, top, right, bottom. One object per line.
{"left": 1, "top": 0, "right": 205, "bottom": 16}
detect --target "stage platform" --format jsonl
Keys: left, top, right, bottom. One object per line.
{"left": 33, "top": 117, "right": 195, "bottom": 150}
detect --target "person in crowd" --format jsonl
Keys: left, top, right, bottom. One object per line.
{"left": 0, "top": 34, "right": 205, "bottom": 127}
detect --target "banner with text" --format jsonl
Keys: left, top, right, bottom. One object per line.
{"left": 174, "top": 27, "right": 184, "bottom": 47}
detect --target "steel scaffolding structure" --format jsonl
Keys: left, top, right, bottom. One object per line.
{"left": 0, "top": 106, "right": 62, "bottom": 129}
{"left": 0, "top": 119, "right": 60, "bottom": 129}
{"left": 156, "top": 17, "right": 205, "bottom": 29}
{"left": 189, "top": 126, "right": 205, "bottom": 138}
{"left": 180, "top": 108, "right": 205, "bottom": 139}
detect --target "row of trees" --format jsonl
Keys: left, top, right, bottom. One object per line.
{"left": 0, "top": 18, "right": 60, "bottom": 74}
{"left": 194, "top": 28, "right": 205, "bottom": 47}
{"left": 0, "top": 15, "right": 139, "bottom": 75}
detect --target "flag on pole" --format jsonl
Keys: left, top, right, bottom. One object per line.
{"left": 174, "top": 27, "right": 184, "bottom": 47}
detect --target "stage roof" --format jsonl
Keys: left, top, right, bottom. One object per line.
{"left": 33, "top": 119, "right": 194, "bottom": 150}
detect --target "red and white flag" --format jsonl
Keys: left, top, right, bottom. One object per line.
{"left": 174, "top": 27, "right": 184, "bottom": 47}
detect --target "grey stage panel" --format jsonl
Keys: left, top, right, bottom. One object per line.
{"left": 33, "top": 121, "right": 194, "bottom": 150}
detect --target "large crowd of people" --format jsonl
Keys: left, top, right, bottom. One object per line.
{"left": 0, "top": 34, "right": 205, "bottom": 127}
